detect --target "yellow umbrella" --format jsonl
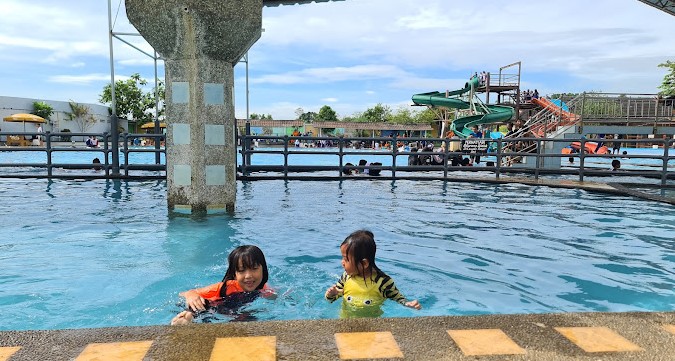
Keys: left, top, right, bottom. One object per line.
{"left": 3, "top": 113, "right": 46, "bottom": 132}
{"left": 140, "top": 122, "right": 166, "bottom": 129}
{"left": 4, "top": 113, "right": 46, "bottom": 123}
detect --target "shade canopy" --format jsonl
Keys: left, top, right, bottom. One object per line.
{"left": 140, "top": 122, "right": 166, "bottom": 129}
{"left": 3, "top": 113, "right": 46, "bottom": 123}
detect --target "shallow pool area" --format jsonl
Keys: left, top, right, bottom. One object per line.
{"left": 0, "top": 178, "right": 673, "bottom": 331}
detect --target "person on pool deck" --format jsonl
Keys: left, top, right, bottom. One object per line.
{"left": 171, "top": 245, "right": 274, "bottom": 325}
{"left": 325, "top": 230, "right": 420, "bottom": 318}
{"left": 612, "top": 134, "right": 623, "bottom": 155}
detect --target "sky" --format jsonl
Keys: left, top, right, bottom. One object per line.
{"left": 0, "top": 0, "right": 673, "bottom": 120}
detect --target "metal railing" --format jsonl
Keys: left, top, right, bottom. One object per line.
{"left": 238, "top": 134, "right": 675, "bottom": 186}
{"left": 0, "top": 131, "right": 165, "bottom": 179}
{"left": 2, "top": 131, "right": 673, "bottom": 189}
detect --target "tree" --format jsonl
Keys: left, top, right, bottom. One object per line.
{"left": 658, "top": 60, "right": 675, "bottom": 97}
{"left": 65, "top": 100, "right": 96, "bottom": 133}
{"left": 32, "top": 101, "right": 54, "bottom": 120}
{"left": 362, "top": 103, "right": 391, "bottom": 122}
{"left": 390, "top": 106, "right": 414, "bottom": 124}
{"left": 317, "top": 105, "right": 338, "bottom": 121}
{"left": 299, "top": 111, "right": 317, "bottom": 122}
{"left": 294, "top": 107, "right": 304, "bottom": 119}
{"left": 99, "top": 73, "right": 164, "bottom": 124}
{"left": 250, "top": 113, "right": 273, "bottom": 120}
{"left": 414, "top": 108, "right": 438, "bottom": 124}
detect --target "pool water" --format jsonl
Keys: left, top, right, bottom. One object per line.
{"left": 0, "top": 178, "right": 673, "bottom": 331}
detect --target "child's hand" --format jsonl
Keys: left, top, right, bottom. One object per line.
{"left": 404, "top": 300, "right": 421, "bottom": 310}
{"left": 325, "top": 285, "right": 341, "bottom": 298}
{"left": 170, "top": 310, "right": 194, "bottom": 325}
{"left": 183, "top": 291, "right": 207, "bottom": 312}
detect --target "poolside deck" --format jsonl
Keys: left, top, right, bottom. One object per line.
{"left": 1, "top": 311, "right": 674, "bottom": 360}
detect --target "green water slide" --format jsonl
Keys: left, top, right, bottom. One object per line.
{"left": 412, "top": 78, "right": 514, "bottom": 138}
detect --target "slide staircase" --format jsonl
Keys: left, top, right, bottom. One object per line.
{"left": 502, "top": 94, "right": 585, "bottom": 165}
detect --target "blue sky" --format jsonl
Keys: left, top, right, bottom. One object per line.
{"left": 0, "top": 0, "right": 673, "bottom": 120}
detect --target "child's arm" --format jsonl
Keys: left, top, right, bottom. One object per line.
{"left": 179, "top": 282, "right": 223, "bottom": 312}
{"left": 325, "top": 273, "right": 347, "bottom": 302}
{"left": 381, "top": 276, "right": 422, "bottom": 310}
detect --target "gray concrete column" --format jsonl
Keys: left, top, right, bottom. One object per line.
{"left": 125, "top": 0, "right": 262, "bottom": 213}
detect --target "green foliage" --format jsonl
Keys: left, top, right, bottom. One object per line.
{"left": 65, "top": 100, "right": 96, "bottom": 132}
{"left": 389, "top": 106, "right": 414, "bottom": 124}
{"left": 317, "top": 105, "right": 338, "bottom": 121}
{"left": 298, "top": 111, "right": 317, "bottom": 122}
{"left": 658, "top": 60, "right": 675, "bottom": 96}
{"left": 362, "top": 103, "right": 391, "bottom": 122}
{"left": 32, "top": 101, "right": 54, "bottom": 120}
{"left": 414, "top": 108, "right": 438, "bottom": 124}
{"left": 250, "top": 113, "right": 273, "bottom": 120}
{"left": 99, "top": 73, "right": 164, "bottom": 123}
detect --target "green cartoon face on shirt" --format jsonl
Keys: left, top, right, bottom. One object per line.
{"left": 344, "top": 294, "right": 382, "bottom": 308}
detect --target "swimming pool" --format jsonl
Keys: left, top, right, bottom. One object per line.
{"left": 0, "top": 177, "right": 673, "bottom": 331}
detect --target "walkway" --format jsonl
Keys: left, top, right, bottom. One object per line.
{"left": 1, "top": 311, "right": 674, "bottom": 360}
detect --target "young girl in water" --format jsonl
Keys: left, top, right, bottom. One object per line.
{"left": 325, "top": 230, "right": 421, "bottom": 318}
{"left": 171, "top": 245, "right": 274, "bottom": 325}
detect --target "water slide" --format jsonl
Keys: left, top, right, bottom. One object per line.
{"left": 412, "top": 79, "right": 514, "bottom": 138}
{"left": 531, "top": 97, "right": 578, "bottom": 123}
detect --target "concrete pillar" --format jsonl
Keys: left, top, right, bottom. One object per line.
{"left": 125, "top": 0, "right": 262, "bottom": 213}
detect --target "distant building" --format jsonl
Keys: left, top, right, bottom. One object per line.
{"left": 0, "top": 96, "right": 125, "bottom": 139}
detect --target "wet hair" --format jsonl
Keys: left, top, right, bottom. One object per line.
{"left": 341, "top": 230, "right": 382, "bottom": 283}
{"left": 612, "top": 159, "right": 621, "bottom": 170}
{"left": 343, "top": 163, "right": 355, "bottom": 175}
{"left": 222, "top": 245, "right": 268, "bottom": 291}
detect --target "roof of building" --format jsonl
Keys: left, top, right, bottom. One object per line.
{"left": 637, "top": 0, "right": 675, "bottom": 16}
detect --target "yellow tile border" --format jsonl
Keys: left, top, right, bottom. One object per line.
{"left": 210, "top": 336, "right": 276, "bottom": 361}
{"left": 447, "top": 329, "right": 526, "bottom": 356}
{"left": 334, "top": 331, "right": 404, "bottom": 359}
{"left": 555, "top": 326, "right": 643, "bottom": 353}
{"left": 75, "top": 341, "right": 153, "bottom": 361}
{"left": 0, "top": 347, "right": 21, "bottom": 361}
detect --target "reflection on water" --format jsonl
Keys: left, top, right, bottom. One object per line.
{"left": 0, "top": 178, "right": 673, "bottom": 331}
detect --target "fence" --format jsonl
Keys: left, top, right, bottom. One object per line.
{"left": 238, "top": 134, "right": 675, "bottom": 186}
{"left": 1, "top": 131, "right": 674, "bottom": 188}
{"left": 0, "top": 131, "right": 165, "bottom": 179}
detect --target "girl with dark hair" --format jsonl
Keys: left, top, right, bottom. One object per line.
{"left": 171, "top": 245, "right": 273, "bottom": 324}
{"left": 325, "top": 230, "right": 420, "bottom": 317}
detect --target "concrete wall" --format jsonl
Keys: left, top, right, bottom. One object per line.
{"left": 0, "top": 96, "right": 128, "bottom": 135}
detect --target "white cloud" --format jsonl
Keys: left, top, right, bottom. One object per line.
{"left": 48, "top": 73, "right": 124, "bottom": 86}
{"left": 253, "top": 65, "right": 410, "bottom": 84}
{"left": 1, "top": 0, "right": 674, "bottom": 120}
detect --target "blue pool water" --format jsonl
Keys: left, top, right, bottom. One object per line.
{"left": 0, "top": 176, "right": 673, "bottom": 331}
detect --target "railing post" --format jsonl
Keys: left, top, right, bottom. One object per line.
{"left": 579, "top": 93, "right": 586, "bottom": 134}
{"left": 496, "top": 138, "right": 502, "bottom": 179}
{"left": 534, "top": 138, "right": 542, "bottom": 180}
{"left": 283, "top": 135, "right": 289, "bottom": 179}
{"left": 392, "top": 135, "right": 398, "bottom": 180}
{"left": 579, "top": 138, "right": 585, "bottom": 182}
{"left": 45, "top": 131, "right": 53, "bottom": 177}
{"left": 244, "top": 122, "right": 252, "bottom": 170}
{"left": 103, "top": 132, "right": 111, "bottom": 176}
{"left": 122, "top": 132, "right": 129, "bottom": 177}
{"left": 662, "top": 138, "right": 670, "bottom": 187}
{"left": 442, "top": 137, "right": 448, "bottom": 179}
{"left": 339, "top": 137, "right": 344, "bottom": 179}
